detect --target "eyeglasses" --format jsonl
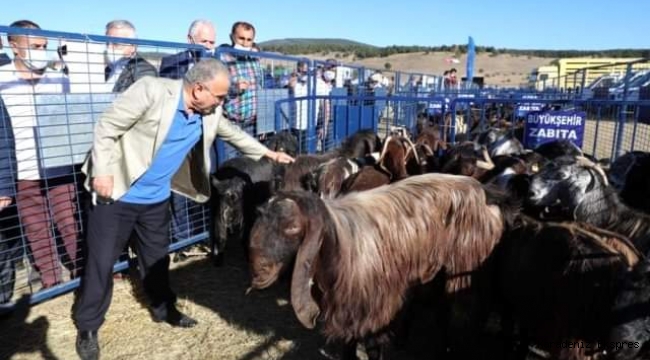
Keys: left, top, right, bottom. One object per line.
{"left": 199, "top": 83, "right": 226, "bottom": 102}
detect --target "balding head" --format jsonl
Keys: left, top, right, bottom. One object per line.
{"left": 183, "top": 58, "right": 230, "bottom": 116}
{"left": 187, "top": 19, "right": 216, "bottom": 51}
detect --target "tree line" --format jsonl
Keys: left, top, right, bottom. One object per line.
{"left": 258, "top": 43, "right": 650, "bottom": 60}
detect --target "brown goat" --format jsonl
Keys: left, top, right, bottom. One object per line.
{"left": 307, "top": 154, "right": 379, "bottom": 199}
{"left": 274, "top": 129, "right": 383, "bottom": 192}
{"left": 274, "top": 153, "right": 338, "bottom": 192}
{"left": 247, "top": 173, "right": 505, "bottom": 359}
{"left": 412, "top": 126, "right": 447, "bottom": 174}
{"left": 339, "top": 135, "right": 418, "bottom": 195}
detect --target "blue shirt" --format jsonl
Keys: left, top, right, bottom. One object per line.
{"left": 120, "top": 91, "right": 202, "bottom": 204}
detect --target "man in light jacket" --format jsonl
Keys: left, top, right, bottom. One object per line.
{"left": 72, "top": 57, "right": 293, "bottom": 360}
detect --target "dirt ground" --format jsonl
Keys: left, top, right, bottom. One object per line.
{"left": 0, "top": 242, "right": 324, "bottom": 360}
{"left": 1, "top": 239, "right": 495, "bottom": 360}
{"left": 299, "top": 51, "right": 552, "bottom": 88}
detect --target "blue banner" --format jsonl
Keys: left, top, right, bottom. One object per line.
{"left": 524, "top": 110, "right": 586, "bottom": 149}
{"left": 466, "top": 36, "right": 475, "bottom": 85}
{"left": 516, "top": 102, "right": 545, "bottom": 117}
{"left": 426, "top": 100, "right": 444, "bottom": 115}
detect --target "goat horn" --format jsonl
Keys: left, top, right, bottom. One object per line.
{"left": 576, "top": 156, "right": 609, "bottom": 187}
{"left": 401, "top": 136, "right": 421, "bottom": 165}
{"left": 378, "top": 136, "right": 393, "bottom": 166}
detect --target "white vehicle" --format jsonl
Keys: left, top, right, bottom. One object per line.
{"left": 609, "top": 70, "right": 650, "bottom": 101}
{"left": 580, "top": 74, "right": 623, "bottom": 100}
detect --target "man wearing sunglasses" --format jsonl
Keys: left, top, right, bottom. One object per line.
{"left": 72, "top": 57, "right": 293, "bottom": 360}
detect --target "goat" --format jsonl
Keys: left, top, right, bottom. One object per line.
{"left": 476, "top": 127, "right": 525, "bottom": 157}
{"left": 412, "top": 126, "right": 447, "bottom": 174}
{"left": 338, "top": 135, "right": 419, "bottom": 195}
{"left": 534, "top": 139, "right": 584, "bottom": 160}
{"left": 273, "top": 129, "right": 383, "bottom": 192}
{"left": 304, "top": 154, "right": 378, "bottom": 199}
{"left": 609, "top": 151, "right": 650, "bottom": 214}
{"left": 338, "top": 128, "right": 383, "bottom": 159}
{"left": 264, "top": 130, "right": 299, "bottom": 157}
{"left": 605, "top": 259, "right": 650, "bottom": 360}
{"left": 607, "top": 151, "right": 647, "bottom": 191}
{"left": 247, "top": 173, "right": 505, "bottom": 359}
{"left": 209, "top": 156, "right": 276, "bottom": 265}
{"left": 494, "top": 213, "right": 644, "bottom": 360}
{"left": 527, "top": 156, "right": 650, "bottom": 256}
{"left": 439, "top": 141, "right": 495, "bottom": 179}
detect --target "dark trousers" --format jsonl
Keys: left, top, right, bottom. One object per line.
{"left": 72, "top": 198, "right": 176, "bottom": 332}
{"left": 0, "top": 203, "right": 23, "bottom": 304}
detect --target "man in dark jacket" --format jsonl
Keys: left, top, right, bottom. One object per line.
{"left": 0, "top": 95, "right": 21, "bottom": 304}
{"left": 158, "top": 19, "right": 216, "bottom": 80}
{"left": 104, "top": 20, "right": 157, "bottom": 93}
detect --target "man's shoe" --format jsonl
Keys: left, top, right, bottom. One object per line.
{"left": 76, "top": 330, "right": 99, "bottom": 360}
{"left": 153, "top": 305, "right": 198, "bottom": 328}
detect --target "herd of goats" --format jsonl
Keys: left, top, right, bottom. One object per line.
{"left": 205, "top": 115, "right": 650, "bottom": 360}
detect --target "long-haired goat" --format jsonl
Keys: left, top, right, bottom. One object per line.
{"left": 247, "top": 173, "right": 505, "bottom": 359}
{"left": 527, "top": 156, "right": 650, "bottom": 255}
{"left": 495, "top": 215, "right": 645, "bottom": 360}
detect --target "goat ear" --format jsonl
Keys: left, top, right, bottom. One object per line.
{"left": 290, "top": 214, "right": 325, "bottom": 329}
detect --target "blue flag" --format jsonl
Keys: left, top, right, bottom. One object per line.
{"left": 466, "top": 36, "right": 475, "bottom": 86}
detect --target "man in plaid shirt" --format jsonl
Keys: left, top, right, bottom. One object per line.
{"left": 218, "top": 21, "right": 264, "bottom": 137}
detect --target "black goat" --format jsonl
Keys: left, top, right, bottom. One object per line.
{"left": 476, "top": 127, "right": 525, "bottom": 157}
{"left": 210, "top": 156, "right": 276, "bottom": 265}
{"left": 610, "top": 151, "right": 650, "bottom": 214}
{"left": 527, "top": 156, "right": 650, "bottom": 256}
{"left": 264, "top": 130, "right": 299, "bottom": 157}
{"left": 494, "top": 214, "right": 645, "bottom": 360}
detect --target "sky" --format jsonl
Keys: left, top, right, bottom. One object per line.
{"left": 0, "top": 0, "right": 648, "bottom": 51}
